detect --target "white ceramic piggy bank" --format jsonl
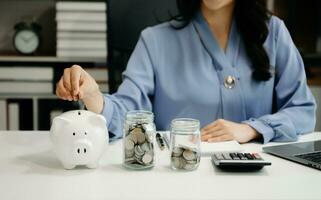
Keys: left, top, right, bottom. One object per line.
{"left": 50, "top": 110, "right": 108, "bottom": 169}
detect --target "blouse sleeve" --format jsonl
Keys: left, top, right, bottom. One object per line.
{"left": 244, "top": 19, "right": 317, "bottom": 144}
{"left": 102, "top": 29, "right": 156, "bottom": 140}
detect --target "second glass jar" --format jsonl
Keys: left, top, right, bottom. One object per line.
{"left": 170, "top": 118, "right": 201, "bottom": 171}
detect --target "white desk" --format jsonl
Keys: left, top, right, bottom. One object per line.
{"left": 0, "top": 131, "right": 320, "bottom": 200}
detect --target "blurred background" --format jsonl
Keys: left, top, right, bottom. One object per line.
{"left": 0, "top": 0, "right": 320, "bottom": 131}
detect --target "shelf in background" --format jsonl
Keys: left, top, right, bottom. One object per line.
{"left": 0, "top": 93, "right": 57, "bottom": 99}
{"left": 303, "top": 53, "right": 321, "bottom": 67}
{"left": 0, "top": 56, "right": 106, "bottom": 64}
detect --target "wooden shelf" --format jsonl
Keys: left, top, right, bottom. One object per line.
{"left": 0, "top": 93, "right": 56, "bottom": 99}
{"left": 0, "top": 56, "right": 106, "bottom": 64}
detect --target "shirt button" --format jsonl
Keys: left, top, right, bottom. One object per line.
{"left": 224, "top": 75, "right": 236, "bottom": 89}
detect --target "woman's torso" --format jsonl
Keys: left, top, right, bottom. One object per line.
{"left": 140, "top": 15, "right": 280, "bottom": 130}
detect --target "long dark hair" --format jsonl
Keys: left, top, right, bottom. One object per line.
{"left": 172, "top": 0, "right": 272, "bottom": 81}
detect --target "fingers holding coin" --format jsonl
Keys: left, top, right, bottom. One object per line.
{"left": 56, "top": 77, "right": 72, "bottom": 101}
{"left": 70, "top": 65, "right": 83, "bottom": 98}
{"left": 56, "top": 65, "right": 85, "bottom": 101}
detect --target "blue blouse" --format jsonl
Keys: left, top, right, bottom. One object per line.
{"left": 102, "top": 12, "right": 316, "bottom": 143}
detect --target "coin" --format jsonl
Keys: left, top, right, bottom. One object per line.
{"left": 179, "top": 157, "right": 187, "bottom": 169}
{"left": 125, "top": 157, "right": 136, "bottom": 164}
{"left": 142, "top": 153, "right": 153, "bottom": 164}
{"left": 171, "top": 157, "right": 181, "bottom": 169}
{"left": 171, "top": 146, "right": 200, "bottom": 170}
{"left": 125, "top": 139, "right": 135, "bottom": 151}
{"left": 184, "top": 163, "right": 196, "bottom": 170}
{"left": 128, "top": 134, "right": 138, "bottom": 144}
{"left": 178, "top": 144, "right": 197, "bottom": 152}
{"left": 141, "top": 142, "right": 150, "bottom": 152}
{"left": 125, "top": 149, "right": 135, "bottom": 158}
{"left": 136, "top": 132, "right": 146, "bottom": 144}
{"left": 135, "top": 156, "right": 144, "bottom": 164}
{"left": 186, "top": 159, "right": 197, "bottom": 164}
{"left": 172, "top": 147, "right": 184, "bottom": 157}
{"left": 135, "top": 145, "right": 145, "bottom": 156}
{"left": 130, "top": 127, "right": 143, "bottom": 135}
{"left": 183, "top": 150, "right": 196, "bottom": 161}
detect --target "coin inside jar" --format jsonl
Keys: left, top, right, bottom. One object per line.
{"left": 136, "top": 132, "right": 146, "bottom": 144}
{"left": 183, "top": 149, "right": 197, "bottom": 161}
{"left": 125, "top": 138, "right": 135, "bottom": 149}
{"left": 171, "top": 146, "right": 200, "bottom": 170}
{"left": 130, "top": 127, "right": 143, "bottom": 135}
{"left": 172, "top": 147, "right": 184, "bottom": 157}
{"left": 142, "top": 153, "right": 153, "bottom": 164}
{"left": 128, "top": 134, "right": 138, "bottom": 144}
{"left": 123, "top": 122, "right": 155, "bottom": 169}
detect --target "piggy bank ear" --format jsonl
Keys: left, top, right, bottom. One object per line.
{"left": 50, "top": 116, "right": 71, "bottom": 135}
{"left": 88, "top": 115, "right": 106, "bottom": 127}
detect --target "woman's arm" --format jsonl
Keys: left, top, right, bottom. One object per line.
{"left": 100, "top": 29, "right": 157, "bottom": 139}
{"left": 56, "top": 29, "right": 157, "bottom": 140}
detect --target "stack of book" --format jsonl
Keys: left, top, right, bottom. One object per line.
{"left": 0, "top": 67, "right": 53, "bottom": 94}
{"left": 0, "top": 66, "right": 53, "bottom": 130}
{"left": 0, "top": 100, "right": 19, "bottom": 130}
{"left": 56, "top": 1, "right": 107, "bottom": 58}
{"left": 0, "top": 99, "right": 7, "bottom": 130}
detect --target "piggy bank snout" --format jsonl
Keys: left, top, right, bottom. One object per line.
{"left": 73, "top": 140, "right": 93, "bottom": 156}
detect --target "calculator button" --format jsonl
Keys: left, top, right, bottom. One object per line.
{"left": 230, "top": 153, "right": 240, "bottom": 160}
{"left": 215, "top": 153, "right": 224, "bottom": 160}
{"left": 222, "top": 153, "right": 232, "bottom": 160}
{"left": 252, "top": 153, "right": 262, "bottom": 160}
{"left": 237, "top": 153, "right": 247, "bottom": 160}
{"left": 244, "top": 153, "right": 254, "bottom": 160}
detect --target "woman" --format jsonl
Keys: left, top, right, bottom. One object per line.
{"left": 56, "top": 0, "right": 316, "bottom": 144}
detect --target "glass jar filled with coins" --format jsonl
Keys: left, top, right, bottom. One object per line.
{"left": 123, "top": 110, "right": 156, "bottom": 170}
{"left": 170, "top": 118, "right": 201, "bottom": 171}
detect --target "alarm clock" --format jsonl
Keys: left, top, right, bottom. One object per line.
{"left": 13, "top": 22, "right": 41, "bottom": 55}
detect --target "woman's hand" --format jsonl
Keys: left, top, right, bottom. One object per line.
{"left": 56, "top": 65, "right": 104, "bottom": 113}
{"left": 201, "top": 119, "right": 260, "bottom": 144}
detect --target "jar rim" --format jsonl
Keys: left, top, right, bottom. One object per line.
{"left": 126, "top": 110, "right": 154, "bottom": 122}
{"left": 171, "top": 118, "right": 200, "bottom": 132}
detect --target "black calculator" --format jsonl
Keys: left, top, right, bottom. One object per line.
{"left": 211, "top": 152, "right": 271, "bottom": 171}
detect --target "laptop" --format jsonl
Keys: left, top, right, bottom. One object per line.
{"left": 263, "top": 140, "right": 321, "bottom": 170}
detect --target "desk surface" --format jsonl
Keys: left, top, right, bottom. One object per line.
{"left": 0, "top": 131, "right": 320, "bottom": 200}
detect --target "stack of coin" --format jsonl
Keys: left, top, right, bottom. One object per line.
{"left": 124, "top": 123, "right": 154, "bottom": 168}
{"left": 171, "top": 146, "right": 200, "bottom": 170}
